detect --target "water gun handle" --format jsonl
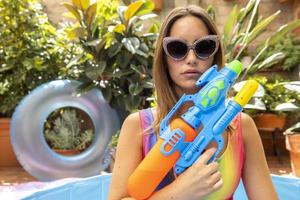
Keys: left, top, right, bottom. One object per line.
{"left": 127, "top": 118, "right": 197, "bottom": 200}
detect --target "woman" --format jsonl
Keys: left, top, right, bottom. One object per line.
{"left": 108, "top": 5, "right": 278, "bottom": 200}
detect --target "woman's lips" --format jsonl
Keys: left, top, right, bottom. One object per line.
{"left": 181, "top": 70, "right": 201, "bottom": 79}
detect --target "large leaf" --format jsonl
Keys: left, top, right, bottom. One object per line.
{"left": 69, "top": 27, "right": 88, "bottom": 38}
{"left": 117, "top": 6, "right": 127, "bottom": 24}
{"left": 116, "top": 51, "right": 132, "bottom": 68}
{"left": 250, "top": 52, "right": 285, "bottom": 73}
{"left": 129, "top": 82, "right": 143, "bottom": 95}
{"left": 275, "top": 103, "right": 299, "bottom": 112}
{"left": 122, "top": 37, "right": 140, "bottom": 54}
{"left": 85, "top": 3, "right": 97, "bottom": 28}
{"left": 223, "top": 5, "right": 238, "bottom": 47}
{"left": 241, "top": 0, "right": 260, "bottom": 44}
{"left": 135, "top": 0, "right": 155, "bottom": 17}
{"left": 139, "top": 13, "right": 157, "bottom": 20}
{"left": 268, "top": 19, "right": 300, "bottom": 46}
{"left": 113, "top": 24, "right": 126, "bottom": 34}
{"left": 85, "top": 61, "right": 106, "bottom": 80}
{"left": 75, "top": 81, "right": 95, "bottom": 96}
{"left": 124, "top": 95, "right": 141, "bottom": 111}
{"left": 62, "top": 3, "right": 82, "bottom": 22}
{"left": 246, "top": 11, "right": 280, "bottom": 44}
{"left": 237, "top": 0, "right": 256, "bottom": 23}
{"left": 72, "top": 0, "right": 90, "bottom": 10}
{"left": 124, "top": 0, "right": 144, "bottom": 21}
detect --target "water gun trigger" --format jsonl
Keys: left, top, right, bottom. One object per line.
{"left": 208, "top": 135, "right": 224, "bottom": 163}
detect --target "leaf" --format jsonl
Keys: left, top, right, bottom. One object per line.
{"left": 241, "top": 0, "right": 260, "bottom": 44}
{"left": 116, "top": 51, "right": 132, "bottom": 68}
{"left": 75, "top": 81, "right": 95, "bottom": 96}
{"left": 142, "top": 32, "right": 158, "bottom": 40}
{"left": 136, "top": 49, "right": 148, "bottom": 57}
{"left": 113, "top": 24, "right": 126, "bottom": 34}
{"left": 107, "top": 43, "right": 122, "bottom": 58}
{"left": 81, "top": 0, "right": 90, "bottom": 10}
{"left": 139, "top": 13, "right": 157, "bottom": 20}
{"left": 124, "top": 95, "right": 141, "bottom": 111}
{"left": 250, "top": 52, "right": 285, "bottom": 73}
{"left": 124, "top": 0, "right": 144, "bottom": 21}
{"left": 246, "top": 11, "right": 280, "bottom": 44}
{"left": 268, "top": 19, "right": 300, "bottom": 46}
{"left": 117, "top": 6, "right": 127, "bottom": 24}
{"left": 66, "top": 54, "right": 84, "bottom": 68}
{"left": 72, "top": 0, "right": 90, "bottom": 10}
{"left": 62, "top": 3, "right": 82, "bottom": 22}
{"left": 223, "top": 5, "right": 238, "bottom": 47}
{"left": 122, "top": 37, "right": 140, "bottom": 54}
{"left": 85, "top": 61, "right": 106, "bottom": 80}
{"left": 85, "top": 38, "right": 102, "bottom": 46}
{"left": 70, "top": 27, "right": 88, "bottom": 38}
{"left": 129, "top": 82, "right": 143, "bottom": 95}
{"left": 135, "top": 0, "right": 154, "bottom": 17}
{"left": 85, "top": 3, "right": 97, "bottom": 28}
{"left": 237, "top": 0, "right": 256, "bottom": 23}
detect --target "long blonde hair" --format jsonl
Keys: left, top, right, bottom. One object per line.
{"left": 153, "top": 5, "right": 225, "bottom": 132}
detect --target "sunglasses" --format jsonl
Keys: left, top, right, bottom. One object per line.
{"left": 163, "top": 35, "right": 219, "bottom": 61}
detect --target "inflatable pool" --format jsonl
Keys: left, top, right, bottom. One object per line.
{"left": 1, "top": 174, "right": 299, "bottom": 200}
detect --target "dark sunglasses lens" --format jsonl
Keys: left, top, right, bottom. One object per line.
{"left": 195, "top": 39, "right": 217, "bottom": 58}
{"left": 167, "top": 41, "right": 187, "bottom": 59}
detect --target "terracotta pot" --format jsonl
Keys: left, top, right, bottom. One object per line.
{"left": 253, "top": 113, "right": 287, "bottom": 130}
{"left": 0, "top": 118, "right": 21, "bottom": 167}
{"left": 53, "top": 149, "right": 82, "bottom": 156}
{"left": 285, "top": 130, "right": 300, "bottom": 177}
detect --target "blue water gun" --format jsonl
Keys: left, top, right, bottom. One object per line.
{"left": 128, "top": 60, "right": 258, "bottom": 199}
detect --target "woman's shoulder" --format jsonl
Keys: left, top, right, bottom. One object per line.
{"left": 240, "top": 112, "right": 260, "bottom": 145}
{"left": 117, "top": 111, "right": 143, "bottom": 152}
{"left": 122, "top": 111, "right": 141, "bottom": 130}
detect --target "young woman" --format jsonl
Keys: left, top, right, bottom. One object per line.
{"left": 108, "top": 5, "right": 278, "bottom": 200}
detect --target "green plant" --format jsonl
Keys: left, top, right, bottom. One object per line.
{"left": 63, "top": 0, "right": 159, "bottom": 112}
{"left": 109, "top": 130, "right": 120, "bottom": 148}
{"left": 255, "top": 34, "right": 300, "bottom": 71}
{"left": 221, "top": 0, "right": 300, "bottom": 80}
{"left": 246, "top": 75, "right": 300, "bottom": 115}
{"left": 0, "top": 0, "right": 83, "bottom": 117}
{"left": 44, "top": 108, "right": 94, "bottom": 150}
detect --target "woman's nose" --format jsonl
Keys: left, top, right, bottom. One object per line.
{"left": 186, "top": 49, "right": 198, "bottom": 66}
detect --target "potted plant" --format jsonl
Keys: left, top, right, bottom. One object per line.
{"left": 44, "top": 108, "right": 94, "bottom": 156}
{"left": 245, "top": 75, "right": 299, "bottom": 130}
{"left": 284, "top": 123, "right": 300, "bottom": 177}
{"left": 254, "top": 34, "right": 300, "bottom": 72}
{"left": 62, "top": 0, "right": 158, "bottom": 114}
{"left": 221, "top": 0, "right": 300, "bottom": 80}
{"left": 0, "top": 0, "right": 82, "bottom": 166}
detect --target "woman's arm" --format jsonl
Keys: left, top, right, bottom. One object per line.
{"left": 241, "top": 113, "right": 278, "bottom": 200}
{"left": 108, "top": 112, "right": 143, "bottom": 200}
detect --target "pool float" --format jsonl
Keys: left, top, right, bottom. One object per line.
{"left": 10, "top": 80, "right": 119, "bottom": 181}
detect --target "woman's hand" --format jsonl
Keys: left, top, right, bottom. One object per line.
{"left": 170, "top": 148, "right": 223, "bottom": 200}
{"left": 149, "top": 148, "right": 223, "bottom": 200}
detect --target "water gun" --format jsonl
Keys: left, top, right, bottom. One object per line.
{"left": 127, "top": 60, "right": 258, "bottom": 200}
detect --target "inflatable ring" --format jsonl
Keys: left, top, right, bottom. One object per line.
{"left": 10, "top": 80, "right": 120, "bottom": 181}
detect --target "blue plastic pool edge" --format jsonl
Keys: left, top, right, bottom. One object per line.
{"left": 23, "top": 174, "right": 300, "bottom": 200}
